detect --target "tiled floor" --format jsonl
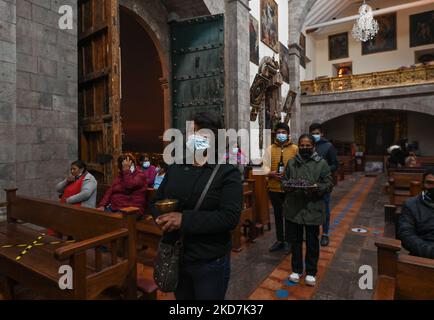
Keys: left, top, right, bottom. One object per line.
{"left": 227, "top": 172, "right": 388, "bottom": 300}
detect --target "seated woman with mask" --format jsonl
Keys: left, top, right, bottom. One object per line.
{"left": 97, "top": 153, "right": 147, "bottom": 216}
{"left": 56, "top": 160, "right": 97, "bottom": 208}
{"left": 139, "top": 154, "right": 157, "bottom": 187}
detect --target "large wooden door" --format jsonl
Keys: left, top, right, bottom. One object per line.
{"left": 171, "top": 14, "right": 225, "bottom": 131}
{"left": 78, "top": 0, "right": 121, "bottom": 183}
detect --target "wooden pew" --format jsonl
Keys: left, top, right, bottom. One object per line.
{"left": 388, "top": 172, "right": 423, "bottom": 206}
{"left": 96, "top": 183, "right": 161, "bottom": 297}
{"left": 384, "top": 205, "right": 399, "bottom": 238}
{"left": 337, "top": 161, "right": 345, "bottom": 181}
{"left": 417, "top": 156, "right": 434, "bottom": 168}
{"left": 387, "top": 167, "right": 426, "bottom": 177}
{"left": 248, "top": 173, "right": 271, "bottom": 230}
{"left": 337, "top": 156, "right": 354, "bottom": 175}
{"left": 0, "top": 188, "right": 137, "bottom": 300}
{"left": 232, "top": 180, "right": 256, "bottom": 252}
{"left": 373, "top": 237, "right": 434, "bottom": 300}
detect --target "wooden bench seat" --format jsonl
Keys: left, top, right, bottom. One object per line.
{"left": 338, "top": 156, "right": 354, "bottom": 175}
{"left": 388, "top": 172, "right": 423, "bottom": 206}
{"left": 232, "top": 180, "right": 257, "bottom": 252}
{"left": 0, "top": 189, "right": 138, "bottom": 300}
{"left": 373, "top": 237, "right": 434, "bottom": 300}
{"left": 417, "top": 156, "right": 434, "bottom": 168}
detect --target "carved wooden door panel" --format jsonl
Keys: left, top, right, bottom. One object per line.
{"left": 171, "top": 14, "right": 225, "bottom": 131}
{"left": 78, "top": 0, "right": 121, "bottom": 184}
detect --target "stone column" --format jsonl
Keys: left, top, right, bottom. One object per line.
{"left": 0, "top": 0, "right": 17, "bottom": 204}
{"left": 287, "top": 43, "right": 303, "bottom": 140}
{"left": 224, "top": 0, "right": 250, "bottom": 131}
{"left": 287, "top": 0, "right": 318, "bottom": 139}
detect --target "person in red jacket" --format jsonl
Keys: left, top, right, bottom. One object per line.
{"left": 97, "top": 153, "right": 147, "bottom": 216}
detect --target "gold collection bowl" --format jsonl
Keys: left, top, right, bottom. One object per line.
{"left": 154, "top": 199, "right": 179, "bottom": 214}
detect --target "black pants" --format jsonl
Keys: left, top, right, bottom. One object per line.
{"left": 287, "top": 221, "right": 320, "bottom": 276}
{"left": 175, "top": 255, "right": 227, "bottom": 300}
{"left": 269, "top": 192, "right": 291, "bottom": 243}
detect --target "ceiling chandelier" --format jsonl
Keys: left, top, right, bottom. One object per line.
{"left": 352, "top": 1, "right": 379, "bottom": 42}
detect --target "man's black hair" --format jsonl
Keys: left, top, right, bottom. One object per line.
{"left": 309, "top": 122, "right": 323, "bottom": 133}
{"left": 275, "top": 122, "right": 290, "bottom": 134}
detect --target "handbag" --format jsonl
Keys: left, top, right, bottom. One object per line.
{"left": 153, "top": 164, "right": 221, "bottom": 292}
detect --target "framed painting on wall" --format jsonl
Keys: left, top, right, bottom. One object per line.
{"left": 250, "top": 14, "right": 259, "bottom": 65}
{"left": 329, "top": 32, "right": 348, "bottom": 60}
{"left": 260, "top": 0, "right": 279, "bottom": 53}
{"left": 279, "top": 42, "right": 289, "bottom": 83}
{"left": 362, "top": 13, "right": 397, "bottom": 55}
{"left": 410, "top": 10, "right": 434, "bottom": 47}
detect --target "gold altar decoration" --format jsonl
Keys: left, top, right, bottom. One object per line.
{"left": 354, "top": 112, "right": 407, "bottom": 153}
{"left": 301, "top": 64, "right": 434, "bottom": 95}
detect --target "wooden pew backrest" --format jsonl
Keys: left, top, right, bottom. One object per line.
{"left": 389, "top": 172, "right": 423, "bottom": 188}
{"left": 5, "top": 189, "right": 132, "bottom": 240}
{"left": 395, "top": 254, "right": 434, "bottom": 299}
{"left": 384, "top": 205, "right": 399, "bottom": 238}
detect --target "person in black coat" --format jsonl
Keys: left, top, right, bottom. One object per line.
{"left": 151, "top": 112, "right": 242, "bottom": 300}
{"left": 398, "top": 167, "right": 434, "bottom": 259}
{"left": 309, "top": 123, "right": 339, "bottom": 247}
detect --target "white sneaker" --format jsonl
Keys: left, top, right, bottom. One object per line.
{"left": 305, "top": 275, "right": 316, "bottom": 286}
{"left": 289, "top": 272, "right": 302, "bottom": 283}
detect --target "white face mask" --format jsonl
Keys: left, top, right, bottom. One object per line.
{"left": 186, "top": 134, "right": 210, "bottom": 151}
{"left": 142, "top": 161, "right": 150, "bottom": 168}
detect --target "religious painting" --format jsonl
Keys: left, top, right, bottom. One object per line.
{"left": 415, "top": 49, "right": 434, "bottom": 64}
{"left": 329, "top": 32, "right": 348, "bottom": 60}
{"left": 410, "top": 10, "right": 434, "bottom": 47}
{"left": 260, "top": 0, "right": 279, "bottom": 52}
{"left": 300, "top": 33, "right": 306, "bottom": 69}
{"left": 279, "top": 42, "right": 289, "bottom": 83}
{"left": 366, "top": 123, "right": 395, "bottom": 155}
{"left": 249, "top": 15, "right": 259, "bottom": 65}
{"left": 362, "top": 13, "right": 397, "bottom": 55}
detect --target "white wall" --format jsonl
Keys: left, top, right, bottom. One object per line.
{"left": 303, "top": 1, "right": 434, "bottom": 79}
{"left": 249, "top": 0, "right": 290, "bottom": 96}
{"left": 249, "top": 0, "right": 291, "bottom": 159}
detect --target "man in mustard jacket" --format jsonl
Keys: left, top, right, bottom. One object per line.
{"left": 262, "top": 122, "right": 298, "bottom": 254}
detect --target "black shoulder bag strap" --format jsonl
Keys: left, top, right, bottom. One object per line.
{"left": 194, "top": 164, "right": 221, "bottom": 211}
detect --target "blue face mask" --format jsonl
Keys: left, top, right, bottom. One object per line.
{"left": 142, "top": 161, "right": 150, "bottom": 169}
{"left": 276, "top": 133, "right": 288, "bottom": 143}
{"left": 312, "top": 134, "right": 321, "bottom": 143}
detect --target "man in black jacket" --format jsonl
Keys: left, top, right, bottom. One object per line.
{"left": 309, "top": 123, "right": 339, "bottom": 246}
{"left": 398, "top": 167, "right": 434, "bottom": 259}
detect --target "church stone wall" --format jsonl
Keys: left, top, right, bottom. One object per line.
{"left": 0, "top": 0, "right": 17, "bottom": 204}
{"left": 0, "top": 0, "right": 78, "bottom": 202}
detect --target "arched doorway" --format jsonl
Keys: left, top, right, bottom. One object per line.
{"left": 322, "top": 110, "right": 434, "bottom": 157}
{"left": 119, "top": 6, "right": 165, "bottom": 153}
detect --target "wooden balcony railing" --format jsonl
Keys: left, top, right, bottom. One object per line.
{"left": 301, "top": 64, "right": 434, "bottom": 95}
